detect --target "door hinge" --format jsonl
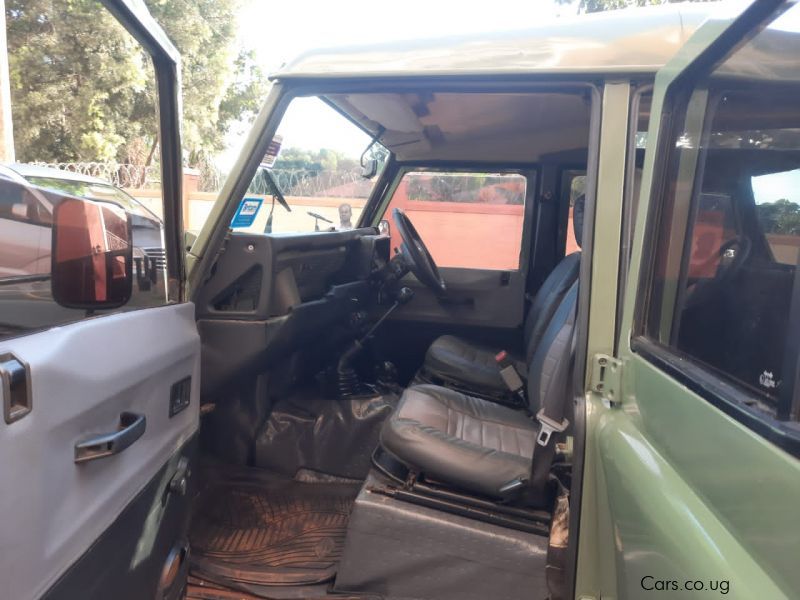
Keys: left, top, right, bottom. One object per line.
{"left": 590, "top": 353, "right": 623, "bottom": 406}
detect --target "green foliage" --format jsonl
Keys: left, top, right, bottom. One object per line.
{"left": 273, "top": 148, "right": 360, "bottom": 174}
{"left": 6, "top": 0, "right": 268, "bottom": 168}
{"left": 555, "top": 0, "right": 716, "bottom": 14}
{"left": 757, "top": 199, "right": 800, "bottom": 236}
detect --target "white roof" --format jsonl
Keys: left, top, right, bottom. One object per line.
{"left": 273, "top": 4, "right": 718, "bottom": 81}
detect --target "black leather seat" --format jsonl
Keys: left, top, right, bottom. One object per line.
{"left": 380, "top": 283, "right": 578, "bottom": 500}
{"left": 423, "top": 253, "right": 580, "bottom": 395}
{"left": 422, "top": 195, "right": 584, "bottom": 396}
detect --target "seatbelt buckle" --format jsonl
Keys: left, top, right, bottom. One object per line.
{"left": 535, "top": 408, "right": 569, "bottom": 447}
{"left": 495, "top": 351, "right": 525, "bottom": 400}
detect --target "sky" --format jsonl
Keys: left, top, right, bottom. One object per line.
{"left": 219, "top": 0, "right": 579, "bottom": 169}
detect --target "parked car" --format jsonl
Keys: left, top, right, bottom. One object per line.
{"left": 0, "top": 162, "right": 165, "bottom": 278}
{"left": 1, "top": 2, "right": 799, "bottom": 600}
{"left": 0, "top": 163, "right": 167, "bottom": 333}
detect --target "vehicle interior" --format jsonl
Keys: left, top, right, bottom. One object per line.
{"left": 186, "top": 85, "right": 594, "bottom": 600}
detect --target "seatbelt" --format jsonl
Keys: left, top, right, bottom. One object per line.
{"left": 526, "top": 301, "right": 578, "bottom": 504}
{"left": 494, "top": 350, "right": 527, "bottom": 404}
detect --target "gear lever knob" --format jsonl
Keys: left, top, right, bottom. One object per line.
{"left": 397, "top": 286, "right": 415, "bottom": 305}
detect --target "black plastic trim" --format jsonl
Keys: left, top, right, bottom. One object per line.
{"left": 42, "top": 435, "right": 198, "bottom": 600}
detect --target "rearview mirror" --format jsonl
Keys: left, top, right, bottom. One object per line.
{"left": 52, "top": 196, "right": 133, "bottom": 309}
{"left": 361, "top": 158, "right": 378, "bottom": 179}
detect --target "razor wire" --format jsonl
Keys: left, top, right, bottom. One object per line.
{"left": 27, "top": 162, "right": 372, "bottom": 198}
{"left": 27, "top": 162, "right": 159, "bottom": 189}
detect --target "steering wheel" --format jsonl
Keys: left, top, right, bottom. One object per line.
{"left": 393, "top": 208, "right": 447, "bottom": 295}
{"left": 684, "top": 236, "right": 751, "bottom": 310}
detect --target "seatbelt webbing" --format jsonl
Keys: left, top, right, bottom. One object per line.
{"left": 528, "top": 301, "right": 578, "bottom": 500}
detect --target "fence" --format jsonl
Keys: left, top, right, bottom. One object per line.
{"left": 30, "top": 161, "right": 160, "bottom": 189}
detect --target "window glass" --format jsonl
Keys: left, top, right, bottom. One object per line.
{"left": 381, "top": 170, "right": 529, "bottom": 271}
{"left": 643, "top": 4, "right": 800, "bottom": 415}
{"left": 227, "top": 96, "right": 386, "bottom": 235}
{"left": 751, "top": 169, "right": 800, "bottom": 266}
{"left": 561, "top": 170, "right": 585, "bottom": 255}
{"left": 0, "top": 3, "right": 167, "bottom": 340}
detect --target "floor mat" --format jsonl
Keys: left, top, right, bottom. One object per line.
{"left": 190, "top": 465, "right": 360, "bottom": 587}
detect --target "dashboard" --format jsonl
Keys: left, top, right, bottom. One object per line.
{"left": 194, "top": 228, "right": 391, "bottom": 394}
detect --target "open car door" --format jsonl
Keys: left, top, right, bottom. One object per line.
{"left": 0, "top": 2, "right": 199, "bottom": 599}
{"left": 578, "top": 2, "right": 800, "bottom": 599}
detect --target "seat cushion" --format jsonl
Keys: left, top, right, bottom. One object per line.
{"left": 423, "top": 335, "right": 525, "bottom": 395}
{"left": 380, "top": 384, "right": 536, "bottom": 498}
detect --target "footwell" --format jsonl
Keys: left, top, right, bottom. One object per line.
{"left": 190, "top": 465, "right": 360, "bottom": 587}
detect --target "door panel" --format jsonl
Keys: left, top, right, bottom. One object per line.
{"left": 0, "top": 304, "right": 200, "bottom": 599}
{"left": 43, "top": 437, "right": 197, "bottom": 600}
{"left": 392, "top": 268, "right": 526, "bottom": 329}
{"left": 579, "top": 2, "right": 800, "bottom": 599}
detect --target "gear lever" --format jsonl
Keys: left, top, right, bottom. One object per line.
{"left": 337, "top": 287, "right": 414, "bottom": 397}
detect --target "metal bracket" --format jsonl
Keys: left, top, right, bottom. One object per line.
{"left": 590, "top": 354, "right": 623, "bottom": 406}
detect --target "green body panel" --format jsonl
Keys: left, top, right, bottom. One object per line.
{"left": 579, "top": 4, "right": 800, "bottom": 599}
{"left": 585, "top": 81, "right": 629, "bottom": 369}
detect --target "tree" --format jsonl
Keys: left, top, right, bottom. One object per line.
{"left": 556, "top": 0, "right": 715, "bottom": 14}
{"left": 273, "top": 148, "right": 360, "bottom": 174}
{"left": 144, "top": 0, "right": 268, "bottom": 165}
{"left": 6, "top": 0, "right": 267, "bottom": 170}
{"left": 756, "top": 199, "right": 800, "bottom": 236}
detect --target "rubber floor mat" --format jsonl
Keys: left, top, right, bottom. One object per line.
{"left": 190, "top": 465, "right": 360, "bottom": 587}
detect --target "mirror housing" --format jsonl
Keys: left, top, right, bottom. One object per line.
{"left": 378, "top": 219, "right": 391, "bottom": 237}
{"left": 51, "top": 196, "right": 133, "bottom": 309}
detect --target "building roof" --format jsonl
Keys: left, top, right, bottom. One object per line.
{"left": 273, "top": 4, "right": 721, "bottom": 81}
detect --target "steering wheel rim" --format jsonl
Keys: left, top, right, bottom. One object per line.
{"left": 684, "top": 235, "right": 751, "bottom": 310}
{"left": 393, "top": 208, "right": 447, "bottom": 295}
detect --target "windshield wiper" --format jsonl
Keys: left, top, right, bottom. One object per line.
{"left": 262, "top": 169, "right": 291, "bottom": 213}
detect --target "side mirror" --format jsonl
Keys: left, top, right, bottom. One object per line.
{"left": 52, "top": 196, "right": 133, "bottom": 309}
{"left": 378, "top": 219, "right": 391, "bottom": 237}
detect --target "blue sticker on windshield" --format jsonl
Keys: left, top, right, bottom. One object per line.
{"left": 231, "top": 197, "right": 263, "bottom": 228}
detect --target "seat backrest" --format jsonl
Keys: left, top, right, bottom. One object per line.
{"left": 522, "top": 252, "right": 580, "bottom": 363}
{"left": 526, "top": 281, "right": 578, "bottom": 416}
{"left": 522, "top": 195, "right": 584, "bottom": 362}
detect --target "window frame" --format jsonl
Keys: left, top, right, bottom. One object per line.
{"left": 372, "top": 162, "right": 539, "bottom": 274}
{"left": 556, "top": 165, "right": 587, "bottom": 256}
{"left": 616, "top": 84, "right": 652, "bottom": 352}
{"left": 632, "top": 0, "right": 800, "bottom": 457}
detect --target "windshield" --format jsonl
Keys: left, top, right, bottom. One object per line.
{"left": 25, "top": 176, "right": 161, "bottom": 225}
{"left": 229, "top": 96, "right": 387, "bottom": 235}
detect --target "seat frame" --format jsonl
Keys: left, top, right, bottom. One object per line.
{"left": 371, "top": 446, "right": 552, "bottom": 536}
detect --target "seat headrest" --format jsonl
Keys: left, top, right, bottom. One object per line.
{"left": 573, "top": 194, "right": 585, "bottom": 249}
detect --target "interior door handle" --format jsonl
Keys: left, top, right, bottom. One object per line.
{"left": 74, "top": 412, "right": 146, "bottom": 463}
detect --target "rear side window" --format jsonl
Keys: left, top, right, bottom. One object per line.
{"left": 642, "top": 10, "right": 800, "bottom": 422}
{"left": 381, "top": 170, "right": 530, "bottom": 271}
{"left": 751, "top": 169, "right": 800, "bottom": 266}
{"left": 560, "top": 169, "right": 585, "bottom": 255}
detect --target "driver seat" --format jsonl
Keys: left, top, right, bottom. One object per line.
{"left": 421, "top": 196, "right": 584, "bottom": 397}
